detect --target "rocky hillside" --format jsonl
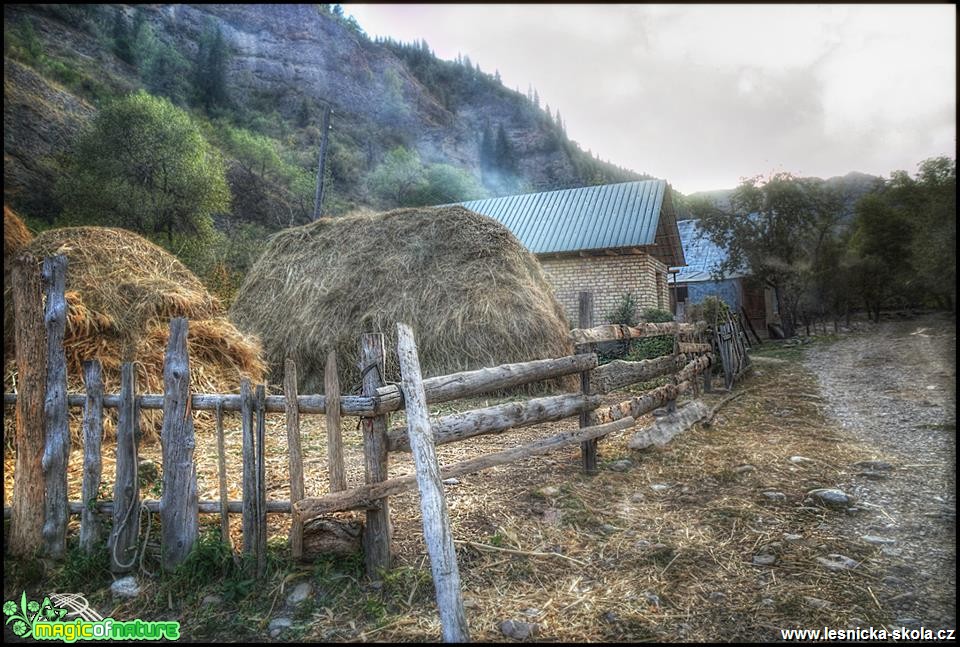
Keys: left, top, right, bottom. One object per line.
{"left": 3, "top": 3, "right": 645, "bottom": 225}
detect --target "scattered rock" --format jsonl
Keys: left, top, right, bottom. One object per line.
{"left": 201, "top": 594, "right": 222, "bottom": 606}
{"left": 861, "top": 534, "right": 896, "bottom": 545}
{"left": 643, "top": 591, "right": 661, "bottom": 608}
{"left": 286, "top": 581, "right": 313, "bottom": 606}
{"left": 881, "top": 546, "right": 903, "bottom": 557}
{"left": 760, "top": 598, "right": 775, "bottom": 607}
{"left": 268, "top": 618, "right": 293, "bottom": 638}
{"left": 762, "top": 491, "right": 787, "bottom": 502}
{"left": 804, "top": 596, "right": 831, "bottom": 609}
{"left": 630, "top": 492, "right": 646, "bottom": 503}
{"left": 854, "top": 460, "right": 893, "bottom": 471}
{"left": 733, "top": 464, "right": 756, "bottom": 474}
{"left": 649, "top": 483, "right": 671, "bottom": 492}
{"left": 789, "top": 455, "right": 814, "bottom": 464}
{"left": 521, "top": 608, "right": 541, "bottom": 618}
{"left": 538, "top": 486, "right": 561, "bottom": 497}
{"left": 806, "top": 488, "right": 854, "bottom": 509}
{"left": 600, "top": 524, "right": 619, "bottom": 534}
{"left": 817, "top": 554, "right": 859, "bottom": 571}
{"left": 111, "top": 576, "right": 140, "bottom": 599}
{"left": 499, "top": 619, "right": 538, "bottom": 640}
{"left": 442, "top": 478, "right": 460, "bottom": 486}
{"left": 462, "top": 596, "right": 479, "bottom": 609}
{"left": 752, "top": 554, "right": 777, "bottom": 566}
{"left": 608, "top": 459, "right": 633, "bottom": 472}
{"left": 708, "top": 592, "right": 726, "bottom": 603}
{"left": 783, "top": 533, "right": 803, "bottom": 542}
{"left": 601, "top": 610, "right": 620, "bottom": 624}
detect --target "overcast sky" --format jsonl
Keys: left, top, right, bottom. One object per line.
{"left": 345, "top": 4, "right": 956, "bottom": 194}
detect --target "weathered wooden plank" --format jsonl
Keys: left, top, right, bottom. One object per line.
{"left": 110, "top": 362, "right": 141, "bottom": 573}
{"left": 578, "top": 291, "right": 598, "bottom": 474}
{"left": 3, "top": 392, "right": 376, "bottom": 415}
{"left": 5, "top": 499, "right": 293, "bottom": 519}
{"left": 40, "top": 255, "right": 69, "bottom": 559}
{"left": 9, "top": 253, "right": 46, "bottom": 557}
{"left": 374, "top": 353, "right": 597, "bottom": 415}
{"left": 570, "top": 321, "right": 706, "bottom": 345}
{"left": 386, "top": 393, "right": 601, "bottom": 453}
{"left": 255, "top": 384, "right": 268, "bottom": 577}
{"left": 590, "top": 354, "right": 686, "bottom": 394}
{"left": 285, "top": 359, "right": 305, "bottom": 559}
{"left": 159, "top": 318, "right": 198, "bottom": 571}
{"left": 677, "top": 342, "right": 713, "bottom": 355}
{"left": 324, "top": 352, "right": 346, "bottom": 492}
{"left": 79, "top": 360, "right": 104, "bottom": 554}
{"left": 588, "top": 355, "right": 712, "bottom": 426}
{"left": 298, "top": 416, "right": 636, "bottom": 519}
{"left": 241, "top": 378, "right": 256, "bottom": 555}
{"left": 214, "top": 403, "right": 231, "bottom": 549}
{"left": 397, "top": 323, "right": 470, "bottom": 643}
{"left": 361, "top": 333, "right": 392, "bottom": 578}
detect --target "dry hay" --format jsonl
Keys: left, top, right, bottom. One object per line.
{"left": 4, "top": 206, "right": 34, "bottom": 366}
{"left": 229, "top": 206, "right": 575, "bottom": 393}
{"left": 4, "top": 226, "right": 266, "bottom": 443}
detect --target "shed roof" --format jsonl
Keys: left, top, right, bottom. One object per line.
{"left": 457, "top": 180, "right": 684, "bottom": 265}
{"left": 671, "top": 219, "right": 749, "bottom": 283}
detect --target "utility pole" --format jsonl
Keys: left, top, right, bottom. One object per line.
{"left": 312, "top": 104, "right": 333, "bottom": 221}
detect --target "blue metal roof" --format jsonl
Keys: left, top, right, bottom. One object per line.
{"left": 457, "top": 180, "right": 668, "bottom": 255}
{"left": 672, "top": 219, "right": 748, "bottom": 283}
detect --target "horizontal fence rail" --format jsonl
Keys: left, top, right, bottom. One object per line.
{"left": 569, "top": 321, "right": 707, "bottom": 346}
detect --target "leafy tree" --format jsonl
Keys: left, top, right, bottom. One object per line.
{"left": 367, "top": 147, "right": 428, "bottom": 206}
{"left": 411, "top": 163, "right": 484, "bottom": 205}
{"left": 692, "top": 173, "right": 843, "bottom": 337}
{"left": 55, "top": 90, "right": 231, "bottom": 247}
{"left": 194, "top": 23, "right": 230, "bottom": 113}
{"left": 112, "top": 9, "right": 133, "bottom": 64}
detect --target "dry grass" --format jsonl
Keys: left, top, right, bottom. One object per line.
{"left": 3, "top": 225, "right": 266, "bottom": 442}
{"left": 229, "top": 206, "right": 575, "bottom": 394}
{"left": 2, "top": 350, "right": 894, "bottom": 641}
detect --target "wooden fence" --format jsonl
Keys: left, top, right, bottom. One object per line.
{"left": 5, "top": 261, "right": 719, "bottom": 640}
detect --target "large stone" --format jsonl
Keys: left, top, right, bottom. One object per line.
{"left": 628, "top": 401, "right": 709, "bottom": 450}
{"left": 268, "top": 618, "right": 293, "bottom": 638}
{"left": 286, "top": 581, "right": 313, "bottom": 606}
{"left": 807, "top": 488, "right": 854, "bottom": 509}
{"left": 110, "top": 576, "right": 140, "bottom": 599}
{"left": 500, "top": 619, "right": 539, "bottom": 640}
{"left": 817, "top": 554, "right": 859, "bottom": 571}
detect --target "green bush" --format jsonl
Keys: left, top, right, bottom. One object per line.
{"left": 607, "top": 292, "right": 639, "bottom": 327}
{"left": 641, "top": 307, "right": 674, "bottom": 323}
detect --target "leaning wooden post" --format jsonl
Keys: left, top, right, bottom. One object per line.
{"left": 285, "top": 359, "right": 306, "bottom": 559}
{"left": 255, "top": 384, "right": 268, "bottom": 577}
{"left": 42, "top": 255, "right": 69, "bottom": 559}
{"left": 324, "top": 352, "right": 347, "bottom": 493}
{"left": 159, "top": 317, "right": 198, "bottom": 571}
{"left": 79, "top": 360, "right": 104, "bottom": 554}
{"left": 360, "top": 333, "right": 392, "bottom": 578}
{"left": 10, "top": 252, "right": 47, "bottom": 557}
{"left": 240, "top": 378, "right": 256, "bottom": 557}
{"left": 578, "top": 292, "right": 598, "bottom": 474}
{"left": 110, "top": 362, "right": 141, "bottom": 573}
{"left": 396, "top": 323, "right": 470, "bottom": 643}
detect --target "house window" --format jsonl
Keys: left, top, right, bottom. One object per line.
{"left": 676, "top": 285, "right": 688, "bottom": 302}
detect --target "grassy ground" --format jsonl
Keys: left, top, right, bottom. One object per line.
{"left": 4, "top": 335, "right": 897, "bottom": 641}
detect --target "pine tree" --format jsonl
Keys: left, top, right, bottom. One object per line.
{"left": 495, "top": 124, "right": 515, "bottom": 172}
{"left": 479, "top": 124, "right": 495, "bottom": 170}
{"left": 533, "top": 89, "right": 540, "bottom": 108}
{"left": 494, "top": 69, "right": 501, "bottom": 83}
{"left": 195, "top": 23, "right": 230, "bottom": 113}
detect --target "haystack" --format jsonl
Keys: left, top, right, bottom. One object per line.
{"left": 4, "top": 225, "right": 266, "bottom": 442}
{"left": 229, "top": 206, "right": 575, "bottom": 394}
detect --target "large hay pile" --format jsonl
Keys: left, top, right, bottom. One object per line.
{"left": 229, "top": 206, "right": 575, "bottom": 393}
{"left": 4, "top": 224, "right": 266, "bottom": 442}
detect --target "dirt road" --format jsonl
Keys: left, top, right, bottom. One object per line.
{"left": 804, "top": 314, "right": 956, "bottom": 630}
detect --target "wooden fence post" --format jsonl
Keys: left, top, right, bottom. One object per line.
{"left": 42, "top": 255, "right": 69, "bottom": 559}
{"left": 9, "top": 253, "right": 46, "bottom": 558}
{"left": 255, "top": 384, "right": 268, "bottom": 577}
{"left": 360, "top": 333, "right": 392, "bottom": 578}
{"left": 79, "top": 360, "right": 104, "bottom": 554}
{"left": 285, "top": 359, "right": 305, "bottom": 559}
{"left": 396, "top": 323, "right": 470, "bottom": 642}
{"left": 241, "top": 378, "right": 256, "bottom": 558}
{"left": 215, "top": 402, "right": 232, "bottom": 551}
{"left": 578, "top": 292, "right": 597, "bottom": 474}
{"left": 325, "top": 352, "right": 347, "bottom": 493}
{"left": 159, "top": 317, "right": 198, "bottom": 571}
{"left": 110, "top": 362, "right": 141, "bottom": 573}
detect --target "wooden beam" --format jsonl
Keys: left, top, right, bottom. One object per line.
{"left": 110, "top": 363, "right": 141, "bottom": 573}
{"left": 285, "top": 359, "right": 305, "bottom": 560}
{"left": 324, "top": 352, "right": 347, "bottom": 492}
{"left": 396, "top": 323, "right": 470, "bottom": 643}
{"left": 570, "top": 321, "right": 706, "bottom": 346}
{"left": 79, "top": 360, "right": 104, "bottom": 554}
{"left": 579, "top": 291, "right": 597, "bottom": 474}
{"left": 590, "top": 354, "right": 686, "bottom": 394}
{"left": 361, "top": 333, "right": 392, "bottom": 578}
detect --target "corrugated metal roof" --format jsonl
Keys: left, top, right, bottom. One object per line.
{"left": 457, "top": 180, "right": 667, "bottom": 254}
{"left": 671, "top": 219, "right": 749, "bottom": 283}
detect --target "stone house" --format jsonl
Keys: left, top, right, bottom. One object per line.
{"left": 458, "top": 180, "right": 686, "bottom": 325}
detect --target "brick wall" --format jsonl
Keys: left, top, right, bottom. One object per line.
{"left": 540, "top": 253, "right": 671, "bottom": 325}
